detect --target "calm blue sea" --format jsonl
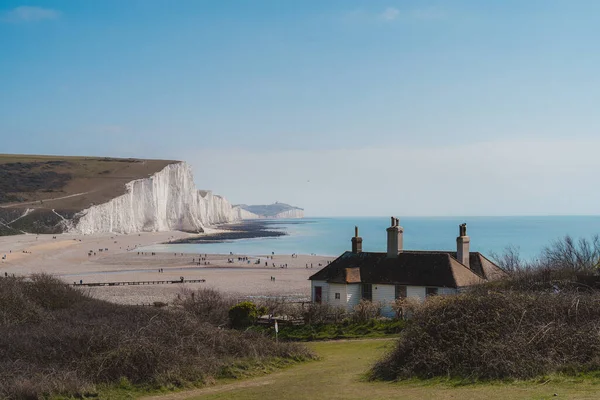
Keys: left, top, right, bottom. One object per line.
{"left": 142, "top": 216, "right": 600, "bottom": 261}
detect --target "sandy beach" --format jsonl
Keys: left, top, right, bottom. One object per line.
{"left": 0, "top": 230, "right": 334, "bottom": 305}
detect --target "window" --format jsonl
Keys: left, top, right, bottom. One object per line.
{"left": 426, "top": 287, "right": 438, "bottom": 297}
{"left": 395, "top": 285, "right": 407, "bottom": 299}
{"left": 361, "top": 284, "right": 372, "bottom": 301}
{"left": 335, "top": 292, "right": 341, "bottom": 300}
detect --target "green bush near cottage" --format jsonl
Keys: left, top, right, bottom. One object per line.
{"left": 250, "top": 319, "right": 406, "bottom": 341}
{"left": 228, "top": 301, "right": 268, "bottom": 329}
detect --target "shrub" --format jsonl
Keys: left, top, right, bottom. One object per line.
{"left": 352, "top": 300, "right": 382, "bottom": 322}
{"left": 256, "top": 296, "right": 299, "bottom": 318}
{"left": 0, "top": 275, "right": 312, "bottom": 399}
{"left": 302, "top": 302, "right": 347, "bottom": 325}
{"left": 176, "top": 287, "right": 234, "bottom": 326}
{"left": 390, "top": 298, "right": 420, "bottom": 320}
{"left": 229, "top": 301, "right": 259, "bottom": 329}
{"left": 372, "top": 291, "right": 600, "bottom": 381}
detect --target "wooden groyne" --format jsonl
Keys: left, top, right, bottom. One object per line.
{"left": 71, "top": 279, "right": 206, "bottom": 287}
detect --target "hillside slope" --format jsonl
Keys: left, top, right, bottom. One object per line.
{"left": 0, "top": 155, "right": 239, "bottom": 235}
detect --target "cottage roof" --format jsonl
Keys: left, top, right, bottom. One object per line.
{"left": 309, "top": 250, "right": 504, "bottom": 288}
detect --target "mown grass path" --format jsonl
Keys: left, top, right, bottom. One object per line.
{"left": 143, "top": 339, "right": 600, "bottom": 400}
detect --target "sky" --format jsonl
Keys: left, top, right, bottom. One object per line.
{"left": 1, "top": 0, "right": 600, "bottom": 216}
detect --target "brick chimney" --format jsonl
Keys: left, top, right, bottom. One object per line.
{"left": 351, "top": 226, "right": 363, "bottom": 254}
{"left": 456, "top": 223, "right": 470, "bottom": 268}
{"left": 386, "top": 216, "right": 403, "bottom": 258}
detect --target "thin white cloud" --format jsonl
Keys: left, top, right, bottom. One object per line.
{"left": 2, "top": 6, "right": 61, "bottom": 23}
{"left": 380, "top": 7, "right": 400, "bottom": 21}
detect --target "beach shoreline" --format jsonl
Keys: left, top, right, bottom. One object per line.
{"left": 168, "top": 219, "right": 294, "bottom": 243}
{"left": 0, "top": 229, "right": 333, "bottom": 305}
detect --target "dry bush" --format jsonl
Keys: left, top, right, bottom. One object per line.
{"left": 0, "top": 276, "right": 43, "bottom": 327}
{"left": 256, "top": 296, "right": 296, "bottom": 317}
{"left": 352, "top": 300, "right": 383, "bottom": 322}
{"left": 390, "top": 297, "right": 420, "bottom": 320}
{"left": 489, "top": 244, "right": 524, "bottom": 273}
{"left": 372, "top": 291, "right": 600, "bottom": 381}
{"left": 0, "top": 275, "right": 312, "bottom": 399}
{"left": 543, "top": 235, "right": 600, "bottom": 272}
{"left": 487, "top": 235, "right": 600, "bottom": 292}
{"left": 302, "top": 302, "right": 347, "bottom": 324}
{"left": 174, "top": 287, "right": 235, "bottom": 326}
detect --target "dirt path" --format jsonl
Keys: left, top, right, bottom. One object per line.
{"left": 2, "top": 191, "right": 90, "bottom": 208}
{"left": 140, "top": 379, "right": 276, "bottom": 400}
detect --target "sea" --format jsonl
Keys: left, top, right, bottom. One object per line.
{"left": 142, "top": 216, "right": 600, "bottom": 261}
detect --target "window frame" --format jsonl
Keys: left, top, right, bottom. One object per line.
{"left": 335, "top": 292, "right": 341, "bottom": 300}
{"left": 425, "top": 287, "right": 439, "bottom": 297}
{"left": 395, "top": 285, "right": 407, "bottom": 299}
{"left": 361, "top": 283, "right": 373, "bottom": 301}
{"left": 314, "top": 286, "right": 322, "bottom": 303}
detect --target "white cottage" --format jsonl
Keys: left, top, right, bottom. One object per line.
{"left": 308, "top": 218, "right": 505, "bottom": 316}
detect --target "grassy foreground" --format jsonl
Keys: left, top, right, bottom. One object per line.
{"left": 138, "top": 339, "right": 600, "bottom": 400}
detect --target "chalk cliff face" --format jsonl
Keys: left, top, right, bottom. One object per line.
{"left": 72, "top": 163, "right": 239, "bottom": 234}
{"left": 232, "top": 206, "right": 260, "bottom": 220}
{"left": 233, "top": 203, "right": 304, "bottom": 219}
{"left": 270, "top": 208, "right": 304, "bottom": 219}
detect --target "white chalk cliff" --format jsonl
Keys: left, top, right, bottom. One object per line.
{"left": 72, "top": 162, "right": 243, "bottom": 234}
{"left": 270, "top": 209, "right": 304, "bottom": 219}
{"left": 232, "top": 207, "right": 261, "bottom": 220}
{"left": 232, "top": 203, "right": 304, "bottom": 219}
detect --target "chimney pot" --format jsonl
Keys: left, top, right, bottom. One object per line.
{"left": 456, "top": 223, "right": 470, "bottom": 268}
{"left": 352, "top": 226, "right": 363, "bottom": 253}
{"left": 386, "top": 217, "right": 404, "bottom": 258}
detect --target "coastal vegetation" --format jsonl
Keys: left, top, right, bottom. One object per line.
{"left": 250, "top": 319, "right": 405, "bottom": 341}
{"left": 0, "top": 275, "right": 311, "bottom": 399}
{"left": 177, "top": 287, "right": 406, "bottom": 341}
{"left": 371, "top": 235, "right": 600, "bottom": 382}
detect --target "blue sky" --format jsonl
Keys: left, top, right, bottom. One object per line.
{"left": 1, "top": 1, "right": 600, "bottom": 216}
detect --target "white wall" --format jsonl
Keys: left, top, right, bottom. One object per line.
{"left": 346, "top": 284, "right": 361, "bottom": 311}
{"left": 311, "top": 281, "right": 458, "bottom": 316}
{"left": 327, "top": 283, "right": 348, "bottom": 307}
{"left": 373, "top": 284, "right": 396, "bottom": 317}
{"left": 407, "top": 286, "right": 426, "bottom": 302}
